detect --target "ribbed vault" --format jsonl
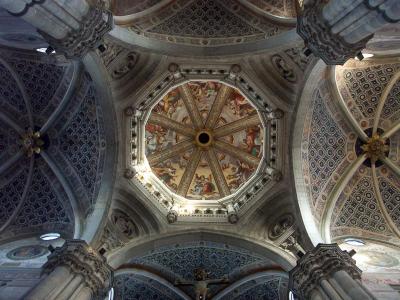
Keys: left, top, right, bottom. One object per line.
{"left": 0, "top": 48, "right": 114, "bottom": 241}
{"left": 295, "top": 58, "right": 400, "bottom": 248}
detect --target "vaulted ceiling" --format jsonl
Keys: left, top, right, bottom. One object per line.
{"left": 0, "top": 0, "right": 400, "bottom": 299}
{"left": 295, "top": 58, "right": 400, "bottom": 251}
{"left": 109, "top": 0, "right": 297, "bottom": 56}
{"left": 0, "top": 48, "right": 116, "bottom": 242}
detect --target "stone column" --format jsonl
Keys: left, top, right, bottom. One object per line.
{"left": 297, "top": 0, "right": 400, "bottom": 64}
{"left": 24, "top": 240, "right": 113, "bottom": 300}
{"left": 289, "top": 243, "right": 377, "bottom": 300}
{"left": 0, "top": 0, "right": 113, "bottom": 58}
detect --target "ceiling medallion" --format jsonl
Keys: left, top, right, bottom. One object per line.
{"left": 355, "top": 128, "right": 390, "bottom": 167}
{"left": 143, "top": 81, "right": 264, "bottom": 201}
{"left": 20, "top": 128, "right": 45, "bottom": 157}
{"left": 361, "top": 134, "right": 389, "bottom": 164}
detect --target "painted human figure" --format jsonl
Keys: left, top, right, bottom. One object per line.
{"left": 202, "top": 175, "right": 214, "bottom": 194}
{"left": 229, "top": 93, "right": 253, "bottom": 117}
{"left": 242, "top": 127, "right": 260, "bottom": 156}
{"left": 174, "top": 268, "right": 229, "bottom": 300}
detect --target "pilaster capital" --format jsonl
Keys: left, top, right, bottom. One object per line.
{"left": 289, "top": 243, "right": 361, "bottom": 298}
{"left": 43, "top": 240, "right": 113, "bottom": 298}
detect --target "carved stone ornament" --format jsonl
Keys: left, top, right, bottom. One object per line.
{"left": 266, "top": 167, "right": 282, "bottom": 182}
{"left": 167, "top": 209, "right": 178, "bottom": 224}
{"left": 124, "top": 106, "right": 135, "bottom": 117}
{"left": 289, "top": 243, "right": 362, "bottom": 299}
{"left": 297, "top": 0, "right": 370, "bottom": 65}
{"left": 19, "top": 128, "right": 45, "bottom": 157}
{"left": 41, "top": 3, "right": 113, "bottom": 58}
{"left": 271, "top": 55, "right": 296, "bottom": 83}
{"left": 112, "top": 210, "right": 138, "bottom": 239}
{"left": 111, "top": 52, "right": 139, "bottom": 79}
{"left": 268, "top": 213, "right": 294, "bottom": 240}
{"left": 97, "top": 222, "right": 123, "bottom": 253}
{"left": 228, "top": 212, "right": 239, "bottom": 224}
{"left": 267, "top": 109, "right": 284, "bottom": 120}
{"left": 124, "top": 168, "right": 136, "bottom": 179}
{"left": 43, "top": 240, "right": 113, "bottom": 298}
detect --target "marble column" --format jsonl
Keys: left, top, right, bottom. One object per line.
{"left": 297, "top": 0, "right": 400, "bottom": 64}
{"left": 24, "top": 240, "right": 113, "bottom": 300}
{"left": 0, "top": 0, "right": 113, "bottom": 58}
{"left": 289, "top": 243, "right": 377, "bottom": 300}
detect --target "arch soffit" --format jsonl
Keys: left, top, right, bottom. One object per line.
{"left": 107, "top": 229, "right": 296, "bottom": 270}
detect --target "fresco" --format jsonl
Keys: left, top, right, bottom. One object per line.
{"left": 145, "top": 123, "right": 189, "bottom": 156}
{"left": 152, "top": 88, "right": 192, "bottom": 123}
{"left": 187, "top": 156, "right": 220, "bottom": 200}
{"left": 145, "top": 81, "right": 264, "bottom": 200}
{"left": 220, "top": 126, "right": 263, "bottom": 157}
{"left": 188, "top": 81, "right": 222, "bottom": 121}
{"left": 6, "top": 245, "right": 49, "bottom": 260}
{"left": 217, "top": 151, "right": 257, "bottom": 193}
{"left": 151, "top": 149, "right": 193, "bottom": 193}
{"left": 220, "top": 89, "right": 257, "bottom": 121}
{"left": 340, "top": 242, "right": 400, "bottom": 273}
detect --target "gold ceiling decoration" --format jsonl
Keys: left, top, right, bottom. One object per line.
{"left": 361, "top": 134, "right": 389, "bottom": 164}
{"left": 20, "top": 128, "right": 44, "bottom": 157}
{"left": 145, "top": 81, "right": 264, "bottom": 200}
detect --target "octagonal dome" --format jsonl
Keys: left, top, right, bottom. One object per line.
{"left": 144, "top": 81, "right": 264, "bottom": 200}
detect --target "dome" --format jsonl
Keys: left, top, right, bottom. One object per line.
{"left": 144, "top": 81, "right": 264, "bottom": 200}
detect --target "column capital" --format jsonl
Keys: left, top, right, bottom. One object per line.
{"left": 297, "top": 0, "right": 369, "bottom": 65}
{"left": 43, "top": 240, "right": 113, "bottom": 298}
{"left": 40, "top": 2, "right": 113, "bottom": 58}
{"left": 289, "top": 243, "right": 361, "bottom": 298}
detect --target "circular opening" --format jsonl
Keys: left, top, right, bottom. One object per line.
{"left": 344, "top": 238, "right": 365, "bottom": 246}
{"left": 198, "top": 132, "right": 210, "bottom": 144}
{"left": 40, "top": 233, "right": 61, "bottom": 241}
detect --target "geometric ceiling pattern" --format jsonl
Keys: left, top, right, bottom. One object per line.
{"left": 115, "top": 0, "right": 292, "bottom": 48}
{"left": 0, "top": 50, "right": 107, "bottom": 239}
{"left": 112, "top": 0, "right": 297, "bottom": 18}
{"left": 219, "top": 276, "right": 283, "bottom": 300}
{"left": 300, "top": 59, "right": 400, "bottom": 245}
{"left": 116, "top": 241, "right": 286, "bottom": 299}
{"left": 115, "top": 273, "right": 184, "bottom": 300}
{"left": 145, "top": 81, "right": 263, "bottom": 200}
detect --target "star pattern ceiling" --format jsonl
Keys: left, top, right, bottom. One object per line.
{"left": 145, "top": 81, "right": 263, "bottom": 200}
